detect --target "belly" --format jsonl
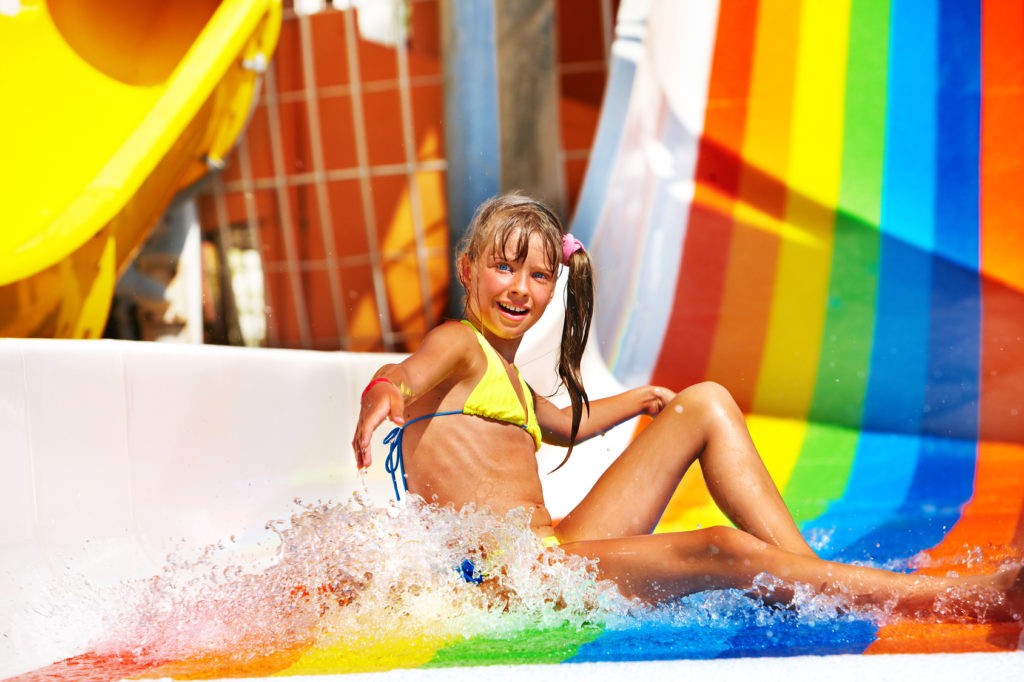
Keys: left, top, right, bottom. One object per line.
{"left": 402, "top": 414, "right": 551, "bottom": 529}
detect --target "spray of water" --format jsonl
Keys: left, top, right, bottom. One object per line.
{"left": 83, "top": 498, "right": 1024, "bottom": 670}
{"left": 94, "top": 495, "right": 632, "bottom": 667}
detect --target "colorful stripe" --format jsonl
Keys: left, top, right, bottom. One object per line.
{"left": 651, "top": 0, "right": 756, "bottom": 391}
{"left": 702, "top": 0, "right": 799, "bottom": 410}
{"left": 581, "top": 0, "right": 1024, "bottom": 656}
{"left": 751, "top": 0, "right": 850, "bottom": 420}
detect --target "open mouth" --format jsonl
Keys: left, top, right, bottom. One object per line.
{"left": 497, "top": 302, "right": 528, "bottom": 316}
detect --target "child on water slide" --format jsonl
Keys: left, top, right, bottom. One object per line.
{"left": 353, "top": 193, "right": 1023, "bottom": 620}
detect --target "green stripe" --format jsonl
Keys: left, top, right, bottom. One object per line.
{"left": 808, "top": 0, "right": 888, "bottom": 427}
{"left": 423, "top": 623, "right": 604, "bottom": 668}
{"left": 786, "top": 0, "right": 889, "bottom": 523}
{"left": 783, "top": 422, "right": 860, "bottom": 525}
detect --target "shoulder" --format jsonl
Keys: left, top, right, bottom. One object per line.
{"left": 415, "top": 320, "right": 484, "bottom": 368}
{"left": 395, "top": 321, "right": 486, "bottom": 397}
{"left": 420, "top": 319, "right": 476, "bottom": 348}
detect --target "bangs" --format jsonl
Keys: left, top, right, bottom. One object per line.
{"left": 489, "top": 214, "right": 559, "bottom": 273}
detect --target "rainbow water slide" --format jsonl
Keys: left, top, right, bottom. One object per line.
{"left": 574, "top": 0, "right": 1024, "bottom": 653}
{"left": 5, "top": 0, "right": 1024, "bottom": 678}
{"left": 0, "top": 0, "right": 281, "bottom": 338}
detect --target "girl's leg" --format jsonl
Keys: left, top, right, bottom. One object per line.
{"left": 557, "top": 382, "right": 815, "bottom": 557}
{"left": 560, "top": 527, "right": 1024, "bottom": 621}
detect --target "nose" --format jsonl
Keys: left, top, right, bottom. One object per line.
{"left": 509, "top": 269, "right": 528, "bottom": 296}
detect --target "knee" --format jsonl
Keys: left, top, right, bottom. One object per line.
{"left": 674, "top": 381, "right": 739, "bottom": 422}
{"left": 698, "top": 526, "right": 768, "bottom": 565}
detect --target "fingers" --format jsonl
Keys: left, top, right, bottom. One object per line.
{"left": 654, "top": 386, "right": 677, "bottom": 404}
{"left": 352, "top": 405, "right": 379, "bottom": 468}
{"left": 644, "top": 386, "right": 677, "bottom": 416}
{"left": 353, "top": 430, "right": 373, "bottom": 468}
{"left": 352, "top": 385, "right": 405, "bottom": 470}
{"left": 353, "top": 406, "right": 387, "bottom": 467}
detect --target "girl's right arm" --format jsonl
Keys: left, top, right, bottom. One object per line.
{"left": 352, "top": 321, "right": 475, "bottom": 468}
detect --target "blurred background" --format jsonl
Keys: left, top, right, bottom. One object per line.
{"left": 108, "top": 0, "right": 618, "bottom": 351}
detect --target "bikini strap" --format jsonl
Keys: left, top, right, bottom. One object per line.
{"left": 383, "top": 411, "right": 462, "bottom": 501}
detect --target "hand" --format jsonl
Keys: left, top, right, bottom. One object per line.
{"left": 638, "top": 386, "right": 677, "bottom": 417}
{"left": 352, "top": 379, "right": 406, "bottom": 469}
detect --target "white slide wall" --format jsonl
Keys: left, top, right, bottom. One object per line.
{"left": 0, "top": 287, "right": 635, "bottom": 676}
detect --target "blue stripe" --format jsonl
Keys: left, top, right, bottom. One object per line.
{"left": 860, "top": 0, "right": 937, "bottom": 435}
{"left": 569, "top": 592, "right": 877, "bottom": 661}
{"left": 923, "top": 257, "right": 981, "bottom": 440}
{"left": 860, "top": 237, "right": 932, "bottom": 433}
{"left": 932, "top": 0, "right": 980, "bottom": 269}
{"left": 569, "top": 621, "right": 876, "bottom": 661}
{"left": 923, "top": 0, "right": 980, "bottom": 441}
{"left": 876, "top": 0, "right": 938, "bottom": 252}
{"left": 830, "top": 436, "right": 975, "bottom": 564}
{"left": 801, "top": 431, "right": 920, "bottom": 559}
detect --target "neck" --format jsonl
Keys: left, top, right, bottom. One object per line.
{"left": 463, "top": 312, "right": 522, "bottom": 364}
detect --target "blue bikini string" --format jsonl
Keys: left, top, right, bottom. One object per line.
{"left": 383, "top": 411, "right": 462, "bottom": 501}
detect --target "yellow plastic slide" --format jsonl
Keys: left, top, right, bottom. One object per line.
{"left": 0, "top": 0, "right": 280, "bottom": 338}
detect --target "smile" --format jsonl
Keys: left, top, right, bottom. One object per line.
{"left": 497, "top": 302, "right": 528, "bottom": 315}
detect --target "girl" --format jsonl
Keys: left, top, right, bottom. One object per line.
{"left": 353, "top": 194, "right": 1022, "bottom": 620}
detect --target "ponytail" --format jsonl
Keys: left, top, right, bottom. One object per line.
{"left": 549, "top": 242, "right": 594, "bottom": 473}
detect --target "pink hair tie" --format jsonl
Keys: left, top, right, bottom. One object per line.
{"left": 562, "top": 233, "right": 584, "bottom": 265}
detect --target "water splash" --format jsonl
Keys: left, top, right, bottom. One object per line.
{"left": 94, "top": 495, "right": 630, "bottom": 668}
{"left": 71, "top": 500, "right": 1024, "bottom": 674}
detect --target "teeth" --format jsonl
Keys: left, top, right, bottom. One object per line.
{"left": 499, "top": 303, "right": 527, "bottom": 314}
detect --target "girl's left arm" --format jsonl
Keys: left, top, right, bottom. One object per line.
{"left": 535, "top": 385, "right": 677, "bottom": 446}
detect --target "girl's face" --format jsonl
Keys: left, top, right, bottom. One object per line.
{"left": 462, "top": 231, "right": 557, "bottom": 342}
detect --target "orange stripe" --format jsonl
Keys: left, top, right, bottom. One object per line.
{"left": 866, "top": 441, "right": 1024, "bottom": 654}
{"left": 979, "top": 0, "right": 1024, "bottom": 445}
{"left": 979, "top": 0, "right": 1024, "bottom": 288}
{"left": 703, "top": 0, "right": 801, "bottom": 411}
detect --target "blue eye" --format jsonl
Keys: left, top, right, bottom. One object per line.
{"left": 496, "top": 263, "right": 511, "bottom": 272}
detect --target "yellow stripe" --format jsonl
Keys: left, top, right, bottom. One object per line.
{"left": 275, "top": 632, "right": 454, "bottom": 676}
{"left": 745, "top": 413, "right": 807, "bottom": 492}
{"left": 752, "top": 1, "right": 851, "bottom": 417}
{"left": 655, "top": 414, "right": 806, "bottom": 534}
{"left": 654, "top": 494, "right": 730, "bottom": 534}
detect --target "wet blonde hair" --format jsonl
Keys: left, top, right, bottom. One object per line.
{"left": 457, "top": 193, "right": 594, "bottom": 470}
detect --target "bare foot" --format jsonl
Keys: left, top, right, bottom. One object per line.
{"left": 992, "top": 563, "right": 1024, "bottom": 621}
{"left": 950, "top": 564, "right": 1024, "bottom": 622}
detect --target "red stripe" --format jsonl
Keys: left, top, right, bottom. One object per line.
{"left": 651, "top": 0, "right": 758, "bottom": 389}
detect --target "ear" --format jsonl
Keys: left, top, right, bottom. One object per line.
{"left": 457, "top": 254, "right": 473, "bottom": 289}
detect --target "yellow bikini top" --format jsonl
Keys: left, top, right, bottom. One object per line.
{"left": 381, "top": 320, "right": 543, "bottom": 500}
{"left": 460, "top": 320, "right": 542, "bottom": 450}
